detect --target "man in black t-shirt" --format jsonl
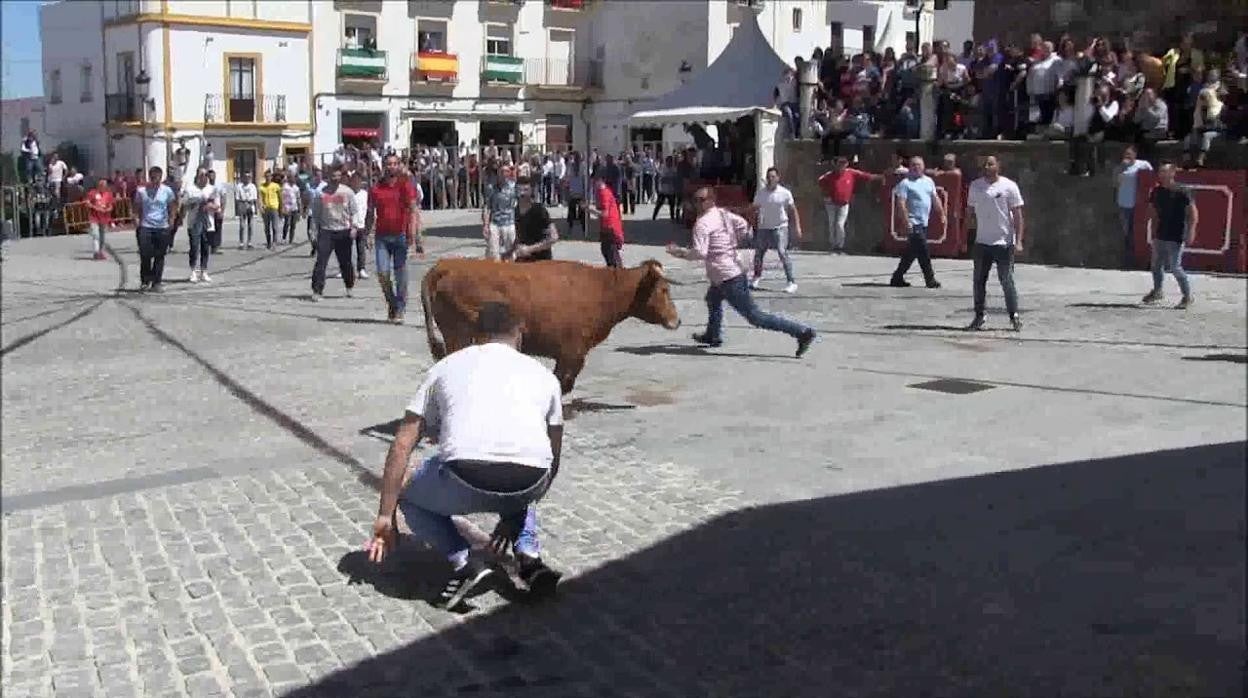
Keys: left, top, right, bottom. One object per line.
{"left": 508, "top": 176, "right": 559, "bottom": 262}
{"left": 1141, "top": 163, "right": 1198, "bottom": 309}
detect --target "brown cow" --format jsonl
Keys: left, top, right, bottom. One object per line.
{"left": 420, "top": 258, "right": 681, "bottom": 394}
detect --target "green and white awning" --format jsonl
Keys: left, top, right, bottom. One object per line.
{"left": 338, "top": 48, "right": 387, "bottom": 79}
{"left": 482, "top": 55, "right": 523, "bottom": 84}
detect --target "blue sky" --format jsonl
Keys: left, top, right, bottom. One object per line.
{"left": 1, "top": 0, "right": 44, "bottom": 99}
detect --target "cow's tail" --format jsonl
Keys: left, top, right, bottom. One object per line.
{"left": 421, "top": 267, "right": 447, "bottom": 360}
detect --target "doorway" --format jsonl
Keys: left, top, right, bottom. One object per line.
{"left": 409, "top": 120, "right": 458, "bottom": 149}
{"left": 340, "top": 111, "right": 385, "bottom": 148}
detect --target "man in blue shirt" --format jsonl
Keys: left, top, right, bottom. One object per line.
{"left": 133, "top": 166, "right": 177, "bottom": 292}
{"left": 890, "top": 156, "right": 947, "bottom": 288}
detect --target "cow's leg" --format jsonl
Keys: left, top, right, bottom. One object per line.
{"left": 553, "top": 355, "right": 585, "bottom": 395}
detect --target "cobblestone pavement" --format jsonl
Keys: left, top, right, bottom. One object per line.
{"left": 2, "top": 211, "right": 1245, "bottom": 697}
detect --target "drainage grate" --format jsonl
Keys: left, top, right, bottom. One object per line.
{"left": 909, "top": 378, "right": 997, "bottom": 395}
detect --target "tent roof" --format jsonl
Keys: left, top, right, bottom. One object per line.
{"left": 630, "top": 17, "right": 788, "bottom": 126}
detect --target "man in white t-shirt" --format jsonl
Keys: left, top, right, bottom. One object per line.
{"left": 368, "top": 302, "right": 565, "bottom": 609}
{"left": 349, "top": 171, "right": 370, "bottom": 280}
{"left": 749, "top": 167, "right": 803, "bottom": 294}
{"left": 46, "top": 153, "right": 68, "bottom": 201}
{"left": 1114, "top": 145, "right": 1152, "bottom": 269}
{"left": 965, "top": 154, "right": 1025, "bottom": 332}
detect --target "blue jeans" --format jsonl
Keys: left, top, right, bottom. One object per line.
{"left": 398, "top": 454, "right": 550, "bottom": 564}
{"left": 781, "top": 102, "right": 800, "bottom": 137}
{"left": 704, "top": 274, "right": 810, "bottom": 342}
{"left": 1119, "top": 207, "right": 1135, "bottom": 269}
{"left": 137, "top": 226, "right": 169, "bottom": 286}
{"left": 972, "top": 244, "right": 1019, "bottom": 317}
{"left": 374, "top": 234, "right": 409, "bottom": 314}
{"left": 188, "top": 215, "right": 210, "bottom": 271}
{"left": 753, "top": 225, "right": 795, "bottom": 283}
{"left": 1151, "top": 239, "right": 1191, "bottom": 297}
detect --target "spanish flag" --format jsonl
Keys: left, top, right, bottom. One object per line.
{"left": 417, "top": 52, "right": 458, "bottom": 81}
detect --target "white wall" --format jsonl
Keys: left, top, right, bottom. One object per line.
{"left": 39, "top": 1, "right": 107, "bottom": 171}
{"left": 932, "top": 0, "right": 975, "bottom": 47}
{"left": 166, "top": 0, "right": 311, "bottom": 24}
{"left": 165, "top": 26, "right": 311, "bottom": 125}
{"left": 1, "top": 99, "right": 48, "bottom": 154}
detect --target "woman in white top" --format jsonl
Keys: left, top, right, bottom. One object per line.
{"left": 280, "top": 178, "right": 301, "bottom": 244}
{"left": 234, "top": 172, "right": 259, "bottom": 249}
{"left": 181, "top": 168, "right": 216, "bottom": 282}
{"left": 1186, "top": 71, "right": 1225, "bottom": 166}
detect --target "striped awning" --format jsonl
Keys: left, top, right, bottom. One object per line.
{"left": 482, "top": 55, "right": 523, "bottom": 84}
{"left": 342, "top": 127, "right": 380, "bottom": 138}
{"left": 338, "top": 47, "right": 387, "bottom": 79}
{"left": 415, "top": 52, "right": 458, "bottom": 81}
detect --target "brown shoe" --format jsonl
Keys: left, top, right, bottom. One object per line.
{"left": 1141, "top": 290, "right": 1162, "bottom": 304}
{"left": 1175, "top": 296, "right": 1193, "bottom": 310}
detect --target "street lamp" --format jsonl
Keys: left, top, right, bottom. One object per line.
{"left": 134, "top": 69, "right": 151, "bottom": 171}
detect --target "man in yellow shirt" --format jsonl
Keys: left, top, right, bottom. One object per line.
{"left": 258, "top": 172, "right": 283, "bottom": 250}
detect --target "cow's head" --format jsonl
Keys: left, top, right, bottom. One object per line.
{"left": 630, "top": 260, "right": 681, "bottom": 331}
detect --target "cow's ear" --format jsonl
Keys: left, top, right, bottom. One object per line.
{"left": 642, "top": 259, "right": 665, "bottom": 278}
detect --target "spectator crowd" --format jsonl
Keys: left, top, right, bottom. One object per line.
{"left": 788, "top": 29, "right": 1247, "bottom": 170}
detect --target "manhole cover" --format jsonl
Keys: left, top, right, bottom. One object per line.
{"left": 909, "top": 379, "right": 996, "bottom": 395}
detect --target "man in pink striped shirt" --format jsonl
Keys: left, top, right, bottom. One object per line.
{"left": 666, "top": 187, "right": 816, "bottom": 357}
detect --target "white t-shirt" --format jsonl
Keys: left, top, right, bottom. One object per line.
{"left": 407, "top": 343, "right": 563, "bottom": 469}
{"left": 753, "top": 184, "right": 794, "bottom": 229}
{"left": 968, "top": 176, "right": 1024, "bottom": 246}
{"left": 47, "top": 160, "right": 67, "bottom": 183}
{"left": 352, "top": 188, "right": 369, "bottom": 229}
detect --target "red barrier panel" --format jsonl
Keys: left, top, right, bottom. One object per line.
{"left": 1132, "top": 169, "right": 1247, "bottom": 274}
{"left": 880, "top": 171, "right": 966, "bottom": 258}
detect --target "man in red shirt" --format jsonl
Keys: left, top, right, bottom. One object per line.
{"left": 816, "top": 156, "right": 882, "bottom": 254}
{"left": 368, "top": 153, "right": 423, "bottom": 324}
{"left": 85, "top": 177, "right": 115, "bottom": 260}
{"left": 587, "top": 175, "right": 624, "bottom": 267}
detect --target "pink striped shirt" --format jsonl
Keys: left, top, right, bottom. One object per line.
{"left": 689, "top": 207, "right": 750, "bottom": 285}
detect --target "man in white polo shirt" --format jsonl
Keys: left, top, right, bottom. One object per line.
{"left": 749, "top": 167, "right": 803, "bottom": 294}
{"left": 368, "top": 302, "right": 564, "bottom": 609}
{"left": 965, "top": 154, "right": 1025, "bottom": 332}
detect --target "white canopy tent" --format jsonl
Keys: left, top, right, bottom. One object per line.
{"left": 629, "top": 17, "right": 789, "bottom": 188}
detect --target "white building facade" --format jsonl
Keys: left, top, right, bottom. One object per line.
{"left": 41, "top": 0, "right": 314, "bottom": 182}
{"left": 311, "top": 0, "right": 598, "bottom": 161}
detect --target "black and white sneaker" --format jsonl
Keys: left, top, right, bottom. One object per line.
{"left": 437, "top": 559, "right": 494, "bottom": 610}
{"left": 518, "top": 556, "right": 562, "bottom": 600}
{"left": 966, "top": 315, "right": 986, "bottom": 331}
{"left": 692, "top": 332, "right": 723, "bottom": 348}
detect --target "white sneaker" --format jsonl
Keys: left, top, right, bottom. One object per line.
{"left": 749, "top": 276, "right": 762, "bottom": 290}
{"left": 189, "top": 270, "right": 200, "bottom": 283}
{"left": 199, "top": 271, "right": 212, "bottom": 283}
{"left": 345, "top": 287, "right": 353, "bottom": 298}
{"left": 784, "top": 282, "right": 798, "bottom": 294}
{"left": 237, "top": 243, "right": 245, "bottom": 250}
{"left": 357, "top": 269, "right": 369, "bottom": 280}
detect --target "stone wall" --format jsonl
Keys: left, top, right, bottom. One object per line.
{"left": 778, "top": 138, "right": 1248, "bottom": 269}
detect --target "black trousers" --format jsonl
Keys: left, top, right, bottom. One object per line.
{"left": 311, "top": 228, "right": 355, "bottom": 294}
{"left": 892, "top": 228, "right": 936, "bottom": 283}
{"left": 600, "top": 239, "right": 622, "bottom": 268}
{"left": 355, "top": 234, "right": 367, "bottom": 272}
{"left": 567, "top": 196, "right": 584, "bottom": 232}
{"left": 137, "top": 226, "right": 169, "bottom": 286}
{"left": 652, "top": 194, "right": 677, "bottom": 220}
{"left": 211, "top": 213, "right": 223, "bottom": 250}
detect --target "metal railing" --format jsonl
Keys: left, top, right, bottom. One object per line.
{"left": 203, "top": 94, "right": 288, "bottom": 124}
{"left": 105, "top": 93, "right": 139, "bottom": 122}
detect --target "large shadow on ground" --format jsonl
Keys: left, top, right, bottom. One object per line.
{"left": 288, "top": 441, "right": 1246, "bottom": 698}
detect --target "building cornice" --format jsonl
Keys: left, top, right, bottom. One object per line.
{"left": 106, "top": 13, "right": 312, "bottom": 34}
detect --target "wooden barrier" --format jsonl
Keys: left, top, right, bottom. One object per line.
{"left": 62, "top": 201, "right": 91, "bottom": 233}
{"left": 110, "top": 197, "right": 135, "bottom": 227}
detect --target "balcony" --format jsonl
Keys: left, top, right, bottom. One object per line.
{"left": 411, "top": 51, "right": 459, "bottom": 84}
{"left": 105, "top": 93, "right": 140, "bottom": 122}
{"left": 204, "top": 94, "right": 287, "bottom": 124}
{"left": 337, "top": 47, "right": 388, "bottom": 81}
{"left": 523, "top": 58, "right": 602, "bottom": 89}
{"left": 546, "top": 0, "right": 584, "bottom": 9}
{"left": 481, "top": 54, "right": 524, "bottom": 85}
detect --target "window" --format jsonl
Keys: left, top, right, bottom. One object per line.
{"left": 344, "top": 15, "right": 376, "bottom": 49}
{"left": 830, "top": 22, "right": 843, "bottom": 56}
{"left": 80, "top": 64, "right": 94, "bottom": 103}
{"left": 486, "top": 24, "right": 512, "bottom": 56}
{"left": 227, "top": 56, "right": 257, "bottom": 121}
{"left": 933, "top": 0, "right": 949, "bottom": 9}
{"left": 20, "top": 117, "right": 30, "bottom": 135}
{"left": 791, "top": 8, "right": 801, "bottom": 31}
{"left": 117, "top": 52, "right": 135, "bottom": 93}
{"left": 905, "top": 31, "right": 918, "bottom": 52}
{"left": 228, "top": 147, "right": 259, "bottom": 183}
{"left": 863, "top": 25, "right": 875, "bottom": 53}
{"left": 417, "top": 20, "right": 448, "bottom": 53}
{"left": 48, "top": 69, "right": 62, "bottom": 104}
